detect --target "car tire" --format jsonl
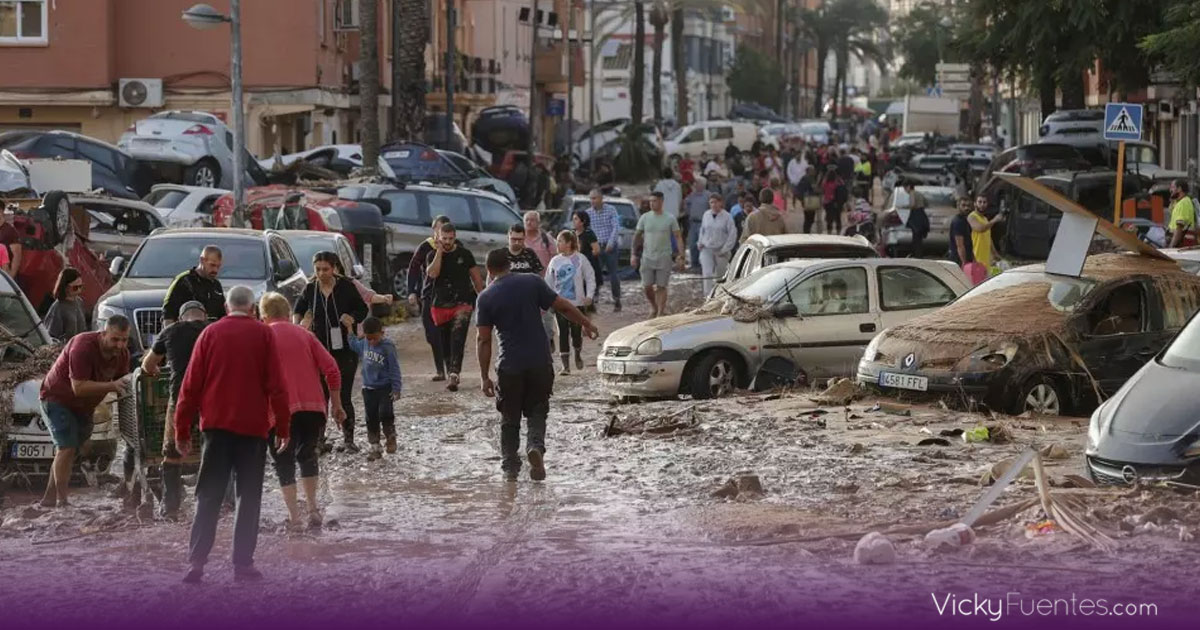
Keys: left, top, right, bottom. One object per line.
{"left": 40, "top": 190, "right": 71, "bottom": 246}
{"left": 1014, "top": 375, "right": 1066, "bottom": 416}
{"left": 185, "top": 159, "right": 221, "bottom": 188}
{"left": 391, "top": 255, "right": 411, "bottom": 299}
{"left": 688, "top": 350, "right": 743, "bottom": 400}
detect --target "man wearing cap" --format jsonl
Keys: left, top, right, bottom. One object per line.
{"left": 163, "top": 245, "right": 225, "bottom": 325}
{"left": 139, "top": 300, "right": 210, "bottom": 519}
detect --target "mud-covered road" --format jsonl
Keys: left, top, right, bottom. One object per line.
{"left": 2, "top": 273, "right": 1199, "bottom": 628}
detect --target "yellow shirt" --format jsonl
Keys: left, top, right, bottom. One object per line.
{"left": 1170, "top": 197, "right": 1197, "bottom": 232}
{"left": 968, "top": 210, "right": 992, "bottom": 268}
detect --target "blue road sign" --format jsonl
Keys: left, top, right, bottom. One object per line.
{"left": 1104, "top": 102, "right": 1143, "bottom": 141}
{"left": 545, "top": 98, "right": 565, "bottom": 117}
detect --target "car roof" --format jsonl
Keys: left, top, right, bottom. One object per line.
{"left": 747, "top": 234, "right": 873, "bottom": 249}
{"left": 148, "top": 227, "right": 268, "bottom": 240}
{"left": 277, "top": 229, "right": 345, "bottom": 241}
{"left": 1010, "top": 253, "right": 1192, "bottom": 282}
{"left": 344, "top": 182, "right": 510, "bottom": 204}
{"left": 150, "top": 184, "right": 230, "bottom": 195}
{"left": 769, "top": 257, "right": 957, "bottom": 274}
{"left": 566, "top": 195, "right": 635, "bottom": 205}
{"left": 3, "top": 129, "right": 129, "bottom": 154}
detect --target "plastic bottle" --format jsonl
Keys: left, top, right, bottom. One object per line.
{"left": 924, "top": 523, "right": 976, "bottom": 549}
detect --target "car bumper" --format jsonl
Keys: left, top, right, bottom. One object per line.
{"left": 597, "top": 358, "right": 686, "bottom": 396}
{"left": 1085, "top": 454, "right": 1197, "bottom": 486}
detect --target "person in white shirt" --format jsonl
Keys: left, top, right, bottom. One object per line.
{"left": 786, "top": 154, "right": 808, "bottom": 211}
{"left": 697, "top": 193, "right": 738, "bottom": 295}
{"left": 544, "top": 230, "right": 597, "bottom": 375}
{"left": 652, "top": 169, "right": 683, "bottom": 219}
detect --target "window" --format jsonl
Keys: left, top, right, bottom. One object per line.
{"left": 614, "top": 203, "right": 638, "bottom": 230}
{"left": 268, "top": 236, "right": 295, "bottom": 271}
{"left": 478, "top": 198, "right": 518, "bottom": 234}
{"left": 787, "top": 267, "right": 869, "bottom": 316}
{"left": 337, "top": 239, "right": 357, "bottom": 275}
{"left": 878, "top": 266, "right": 956, "bottom": 311}
{"left": 731, "top": 247, "right": 754, "bottom": 280}
{"left": 130, "top": 239, "right": 268, "bottom": 280}
{"left": 680, "top": 128, "right": 704, "bottom": 144}
{"left": 428, "top": 193, "right": 474, "bottom": 230}
{"left": 144, "top": 189, "right": 188, "bottom": 209}
{"left": 1087, "top": 283, "right": 1145, "bottom": 336}
{"left": 381, "top": 191, "right": 422, "bottom": 226}
{"left": 335, "top": 0, "right": 360, "bottom": 29}
{"left": 78, "top": 141, "right": 119, "bottom": 179}
{"left": 709, "top": 126, "right": 733, "bottom": 141}
{"left": 0, "top": 1, "right": 47, "bottom": 44}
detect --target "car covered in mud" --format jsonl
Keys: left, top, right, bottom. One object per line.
{"left": 599, "top": 258, "right": 970, "bottom": 399}
{"left": 1, "top": 270, "right": 117, "bottom": 475}
{"left": 858, "top": 254, "right": 1200, "bottom": 416}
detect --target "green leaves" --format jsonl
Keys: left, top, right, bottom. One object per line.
{"left": 727, "top": 44, "right": 786, "bottom": 110}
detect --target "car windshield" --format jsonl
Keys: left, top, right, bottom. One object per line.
{"left": 955, "top": 270, "right": 1098, "bottom": 312}
{"left": 1160, "top": 313, "right": 1200, "bottom": 372}
{"left": 0, "top": 293, "right": 43, "bottom": 359}
{"left": 127, "top": 238, "right": 267, "bottom": 280}
{"left": 287, "top": 237, "right": 337, "bottom": 275}
{"left": 665, "top": 126, "right": 690, "bottom": 141}
{"left": 800, "top": 122, "right": 830, "bottom": 134}
{"left": 152, "top": 112, "right": 217, "bottom": 124}
{"left": 144, "top": 189, "right": 188, "bottom": 209}
{"left": 723, "top": 266, "right": 799, "bottom": 301}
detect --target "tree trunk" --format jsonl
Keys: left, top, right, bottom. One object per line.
{"left": 967, "top": 63, "right": 984, "bottom": 141}
{"left": 671, "top": 8, "right": 687, "bottom": 125}
{"left": 1059, "top": 68, "right": 1086, "bottom": 110}
{"left": 359, "top": 0, "right": 381, "bottom": 169}
{"left": 1037, "top": 66, "right": 1057, "bottom": 120}
{"left": 813, "top": 44, "right": 828, "bottom": 118}
{"left": 391, "top": 0, "right": 429, "bottom": 142}
{"left": 631, "top": 2, "right": 646, "bottom": 127}
{"left": 651, "top": 12, "right": 666, "bottom": 126}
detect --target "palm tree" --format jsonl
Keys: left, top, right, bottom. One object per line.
{"left": 829, "top": 0, "right": 888, "bottom": 119}
{"left": 793, "top": 4, "right": 835, "bottom": 118}
{"left": 359, "top": 0, "right": 380, "bottom": 171}
{"left": 391, "top": 0, "right": 429, "bottom": 142}
{"left": 631, "top": 2, "right": 647, "bottom": 126}
{"left": 649, "top": 5, "right": 669, "bottom": 125}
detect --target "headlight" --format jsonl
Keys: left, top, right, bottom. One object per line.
{"left": 862, "top": 334, "right": 882, "bottom": 363}
{"left": 1087, "top": 406, "right": 1103, "bottom": 451}
{"left": 955, "top": 342, "right": 1018, "bottom": 372}
{"left": 95, "top": 303, "right": 123, "bottom": 330}
{"left": 317, "top": 207, "right": 344, "bottom": 231}
{"left": 635, "top": 338, "right": 662, "bottom": 356}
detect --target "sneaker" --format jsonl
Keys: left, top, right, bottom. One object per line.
{"left": 527, "top": 449, "right": 546, "bottom": 481}
{"left": 614, "top": 302, "right": 622, "bottom": 313}
{"left": 233, "top": 565, "right": 264, "bottom": 581}
{"left": 559, "top": 366, "right": 571, "bottom": 376}
{"left": 385, "top": 435, "right": 397, "bottom": 454}
{"left": 447, "top": 374, "right": 460, "bottom": 392}
{"left": 575, "top": 352, "right": 584, "bottom": 370}
{"left": 432, "top": 373, "right": 447, "bottom": 382}
{"left": 182, "top": 566, "right": 204, "bottom": 584}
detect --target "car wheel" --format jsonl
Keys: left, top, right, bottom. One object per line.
{"left": 391, "top": 256, "right": 411, "bottom": 299}
{"left": 185, "top": 159, "right": 221, "bottom": 188}
{"left": 39, "top": 190, "right": 71, "bottom": 245}
{"left": 688, "top": 350, "right": 742, "bottom": 400}
{"left": 1017, "top": 376, "right": 1065, "bottom": 416}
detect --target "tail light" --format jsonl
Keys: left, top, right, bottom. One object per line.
{"left": 882, "top": 211, "right": 902, "bottom": 227}
{"left": 183, "top": 124, "right": 213, "bottom": 136}
{"left": 7, "top": 150, "right": 33, "bottom": 159}
{"left": 125, "top": 124, "right": 135, "bottom": 133}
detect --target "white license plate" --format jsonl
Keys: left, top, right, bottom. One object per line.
{"left": 879, "top": 372, "right": 929, "bottom": 392}
{"left": 9, "top": 442, "right": 55, "bottom": 460}
{"left": 600, "top": 360, "right": 625, "bottom": 375}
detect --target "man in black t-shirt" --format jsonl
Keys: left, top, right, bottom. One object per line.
{"left": 488, "top": 223, "right": 543, "bottom": 285}
{"left": 140, "top": 300, "right": 209, "bottom": 519}
{"left": 163, "top": 246, "right": 225, "bottom": 324}
{"left": 426, "top": 222, "right": 484, "bottom": 391}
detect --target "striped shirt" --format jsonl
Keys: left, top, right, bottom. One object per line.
{"left": 587, "top": 204, "right": 621, "bottom": 249}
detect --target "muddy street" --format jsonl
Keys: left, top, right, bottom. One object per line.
{"left": 2, "top": 274, "right": 1198, "bottom": 628}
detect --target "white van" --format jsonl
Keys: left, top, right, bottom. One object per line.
{"left": 664, "top": 121, "right": 763, "bottom": 163}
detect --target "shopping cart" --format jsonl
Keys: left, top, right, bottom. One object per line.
{"left": 116, "top": 368, "right": 202, "bottom": 510}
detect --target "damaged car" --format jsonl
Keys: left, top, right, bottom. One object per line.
{"left": 1086, "top": 308, "right": 1200, "bottom": 485}
{"left": 715, "top": 234, "right": 876, "bottom": 294}
{"left": 858, "top": 254, "right": 1200, "bottom": 416}
{"left": 599, "top": 258, "right": 969, "bottom": 399}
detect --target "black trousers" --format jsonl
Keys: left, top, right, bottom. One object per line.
{"left": 268, "top": 412, "right": 325, "bottom": 487}
{"left": 496, "top": 364, "right": 555, "bottom": 473}
{"left": 556, "top": 312, "right": 582, "bottom": 354}
{"left": 362, "top": 387, "right": 396, "bottom": 442}
{"left": 825, "top": 202, "right": 842, "bottom": 233}
{"left": 803, "top": 210, "right": 817, "bottom": 234}
{"left": 420, "top": 299, "right": 446, "bottom": 376}
{"left": 188, "top": 429, "right": 267, "bottom": 568}
{"left": 323, "top": 350, "right": 358, "bottom": 442}
{"left": 438, "top": 314, "right": 470, "bottom": 375}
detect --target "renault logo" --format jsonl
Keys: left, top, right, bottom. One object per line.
{"left": 1122, "top": 465, "right": 1139, "bottom": 484}
{"left": 902, "top": 353, "right": 916, "bottom": 369}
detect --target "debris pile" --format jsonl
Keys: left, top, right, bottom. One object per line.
{"left": 712, "top": 474, "right": 765, "bottom": 501}
{"left": 602, "top": 405, "right": 699, "bottom": 437}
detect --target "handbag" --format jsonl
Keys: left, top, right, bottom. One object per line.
{"left": 803, "top": 195, "right": 822, "bottom": 211}
{"left": 962, "top": 262, "right": 988, "bottom": 286}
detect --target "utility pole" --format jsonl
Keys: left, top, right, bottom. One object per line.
{"left": 588, "top": 0, "right": 596, "bottom": 175}
{"left": 567, "top": 2, "right": 574, "bottom": 161}
{"left": 230, "top": 0, "right": 244, "bottom": 226}
{"left": 530, "top": 0, "right": 540, "bottom": 150}
{"left": 446, "top": 0, "right": 456, "bottom": 135}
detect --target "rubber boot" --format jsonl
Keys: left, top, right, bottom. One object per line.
{"left": 574, "top": 349, "right": 584, "bottom": 371}
{"left": 559, "top": 353, "right": 571, "bottom": 376}
{"left": 161, "top": 462, "right": 183, "bottom": 520}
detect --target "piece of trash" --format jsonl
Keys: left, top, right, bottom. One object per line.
{"left": 985, "top": 423, "right": 1014, "bottom": 444}
{"left": 809, "top": 409, "right": 829, "bottom": 416}
{"left": 1180, "top": 526, "right": 1195, "bottom": 542}
{"left": 981, "top": 455, "right": 1035, "bottom": 485}
{"left": 939, "top": 428, "right": 964, "bottom": 437}
{"left": 917, "top": 438, "right": 951, "bottom": 447}
{"left": 1024, "top": 519, "right": 1058, "bottom": 538}
{"left": 919, "top": 427, "right": 933, "bottom": 435}
{"left": 847, "top": 443, "right": 867, "bottom": 455}
{"left": 963, "top": 427, "right": 990, "bottom": 443}
{"left": 853, "top": 532, "right": 897, "bottom": 565}
{"left": 924, "top": 523, "right": 976, "bottom": 549}
{"left": 810, "top": 378, "right": 863, "bottom": 406}
{"left": 848, "top": 414, "right": 862, "bottom": 420}
{"left": 1039, "top": 443, "right": 1071, "bottom": 460}
{"left": 712, "top": 474, "right": 765, "bottom": 500}
{"left": 1138, "top": 506, "right": 1179, "bottom": 526}
{"left": 834, "top": 481, "right": 859, "bottom": 494}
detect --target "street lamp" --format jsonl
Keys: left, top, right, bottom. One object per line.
{"left": 183, "top": 2, "right": 246, "bottom": 227}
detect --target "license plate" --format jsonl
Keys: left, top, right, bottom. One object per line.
{"left": 879, "top": 372, "right": 929, "bottom": 392}
{"left": 600, "top": 360, "right": 625, "bottom": 375}
{"left": 9, "top": 442, "right": 55, "bottom": 460}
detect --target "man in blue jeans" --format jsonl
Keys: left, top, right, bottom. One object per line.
{"left": 585, "top": 188, "right": 622, "bottom": 312}
{"left": 38, "top": 316, "right": 132, "bottom": 507}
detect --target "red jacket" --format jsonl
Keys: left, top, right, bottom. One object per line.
{"left": 174, "top": 313, "right": 292, "bottom": 442}
{"left": 267, "top": 320, "right": 340, "bottom": 422}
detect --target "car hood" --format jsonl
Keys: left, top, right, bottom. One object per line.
{"left": 603, "top": 309, "right": 731, "bottom": 351}
{"left": 99, "top": 277, "right": 269, "bottom": 309}
{"left": 872, "top": 325, "right": 1049, "bottom": 373}
{"left": 1096, "top": 361, "right": 1200, "bottom": 453}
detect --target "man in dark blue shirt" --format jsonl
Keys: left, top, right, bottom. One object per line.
{"left": 475, "top": 249, "right": 598, "bottom": 482}
{"left": 948, "top": 197, "right": 976, "bottom": 266}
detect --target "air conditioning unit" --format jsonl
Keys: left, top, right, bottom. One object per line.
{"left": 118, "top": 78, "right": 164, "bottom": 108}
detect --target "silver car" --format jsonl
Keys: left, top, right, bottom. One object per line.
{"left": 142, "top": 184, "right": 230, "bottom": 228}
{"left": 70, "top": 194, "right": 165, "bottom": 259}
{"left": 119, "top": 110, "right": 267, "bottom": 189}
{"left": 598, "top": 258, "right": 970, "bottom": 399}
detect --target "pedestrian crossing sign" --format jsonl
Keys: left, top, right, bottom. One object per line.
{"left": 1104, "top": 103, "right": 1143, "bottom": 141}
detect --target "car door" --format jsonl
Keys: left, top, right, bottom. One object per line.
{"left": 764, "top": 265, "right": 880, "bottom": 379}
{"left": 875, "top": 264, "right": 960, "bottom": 331}
{"left": 613, "top": 202, "right": 639, "bottom": 260}
{"left": 335, "top": 236, "right": 363, "bottom": 282}
{"left": 708, "top": 124, "right": 734, "bottom": 155}
{"left": 427, "top": 192, "right": 485, "bottom": 260}
{"left": 676, "top": 127, "right": 705, "bottom": 158}
{"left": 476, "top": 196, "right": 522, "bottom": 254}
{"left": 267, "top": 234, "right": 307, "bottom": 304}
{"left": 1075, "top": 280, "right": 1162, "bottom": 395}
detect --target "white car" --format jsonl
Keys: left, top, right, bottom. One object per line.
{"left": 119, "top": 110, "right": 268, "bottom": 189}
{"left": 572, "top": 118, "right": 664, "bottom": 166}
{"left": 598, "top": 258, "right": 971, "bottom": 399}
{"left": 257, "top": 144, "right": 364, "bottom": 172}
{"left": 142, "top": 184, "right": 230, "bottom": 228}
{"left": 664, "top": 120, "right": 761, "bottom": 164}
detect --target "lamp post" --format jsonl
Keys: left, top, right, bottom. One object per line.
{"left": 183, "top": 2, "right": 246, "bottom": 228}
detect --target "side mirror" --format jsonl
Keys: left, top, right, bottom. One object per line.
{"left": 275, "top": 258, "right": 298, "bottom": 281}
{"left": 351, "top": 263, "right": 366, "bottom": 280}
{"left": 772, "top": 302, "right": 799, "bottom": 318}
{"left": 109, "top": 256, "right": 126, "bottom": 279}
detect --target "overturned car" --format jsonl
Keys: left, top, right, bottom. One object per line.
{"left": 857, "top": 254, "right": 1200, "bottom": 416}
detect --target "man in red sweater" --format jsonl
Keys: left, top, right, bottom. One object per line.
{"left": 174, "top": 286, "right": 290, "bottom": 584}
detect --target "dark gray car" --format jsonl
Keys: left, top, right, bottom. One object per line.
{"left": 95, "top": 228, "right": 307, "bottom": 358}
